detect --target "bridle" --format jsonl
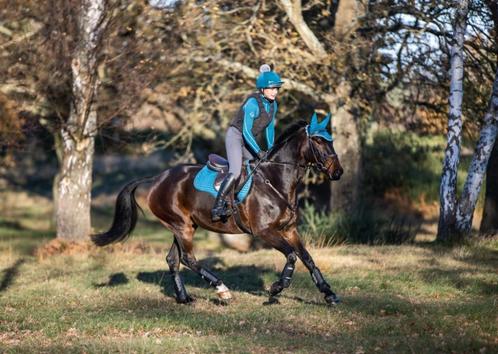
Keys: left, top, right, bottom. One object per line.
{"left": 307, "top": 136, "right": 337, "bottom": 175}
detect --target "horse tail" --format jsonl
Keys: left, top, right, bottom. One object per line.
{"left": 91, "top": 176, "right": 157, "bottom": 247}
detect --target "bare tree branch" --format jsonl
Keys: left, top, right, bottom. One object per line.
{"left": 278, "top": 0, "right": 327, "bottom": 58}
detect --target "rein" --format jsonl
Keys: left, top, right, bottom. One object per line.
{"left": 235, "top": 132, "right": 327, "bottom": 211}
{"left": 231, "top": 127, "right": 332, "bottom": 233}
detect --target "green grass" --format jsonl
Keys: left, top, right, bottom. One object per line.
{"left": 1, "top": 230, "right": 497, "bottom": 353}
{"left": 0, "top": 162, "right": 496, "bottom": 352}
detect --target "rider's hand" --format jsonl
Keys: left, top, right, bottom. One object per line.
{"left": 256, "top": 151, "right": 267, "bottom": 160}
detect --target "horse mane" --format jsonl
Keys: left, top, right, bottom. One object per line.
{"left": 270, "top": 120, "right": 307, "bottom": 153}
{"left": 273, "top": 120, "right": 307, "bottom": 146}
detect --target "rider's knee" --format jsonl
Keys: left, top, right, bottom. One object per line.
{"left": 229, "top": 168, "right": 241, "bottom": 180}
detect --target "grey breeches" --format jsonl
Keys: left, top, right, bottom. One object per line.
{"left": 226, "top": 126, "right": 253, "bottom": 179}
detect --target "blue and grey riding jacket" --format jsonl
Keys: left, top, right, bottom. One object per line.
{"left": 230, "top": 93, "right": 277, "bottom": 155}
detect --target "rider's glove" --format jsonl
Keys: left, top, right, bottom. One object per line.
{"left": 256, "top": 151, "right": 267, "bottom": 160}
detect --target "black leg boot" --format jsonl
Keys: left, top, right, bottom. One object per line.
{"left": 211, "top": 173, "right": 236, "bottom": 222}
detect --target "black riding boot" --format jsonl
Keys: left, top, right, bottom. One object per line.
{"left": 211, "top": 173, "right": 236, "bottom": 222}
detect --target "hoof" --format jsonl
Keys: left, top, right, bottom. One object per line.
{"left": 263, "top": 297, "right": 280, "bottom": 305}
{"left": 176, "top": 295, "right": 195, "bottom": 304}
{"left": 324, "top": 293, "right": 340, "bottom": 305}
{"left": 217, "top": 290, "right": 232, "bottom": 301}
{"left": 216, "top": 284, "right": 232, "bottom": 300}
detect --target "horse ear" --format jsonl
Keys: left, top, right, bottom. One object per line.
{"left": 318, "top": 113, "right": 331, "bottom": 130}
{"left": 310, "top": 111, "right": 318, "bottom": 132}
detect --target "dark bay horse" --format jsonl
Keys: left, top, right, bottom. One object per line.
{"left": 92, "top": 118, "right": 343, "bottom": 305}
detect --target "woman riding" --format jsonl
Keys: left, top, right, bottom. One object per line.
{"left": 211, "top": 64, "right": 284, "bottom": 221}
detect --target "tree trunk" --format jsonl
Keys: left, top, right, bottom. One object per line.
{"left": 327, "top": 1, "right": 364, "bottom": 212}
{"left": 480, "top": 141, "right": 498, "bottom": 235}
{"left": 328, "top": 81, "right": 361, "bottom": 211}
{"left": 54, "top": 0, "right": 107, "bottom": 240}
{"left": 54, "top": 129, "right": 96, "bottom": 240}
{"left": 456, "top": 107, "right": 498, "bottom": 235}
{"left": 436, "top": 0, "right": 469, "bottom": 242}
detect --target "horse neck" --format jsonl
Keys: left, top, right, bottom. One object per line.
{"left": 264, "top": 132, "right": 306, "bottom": 199}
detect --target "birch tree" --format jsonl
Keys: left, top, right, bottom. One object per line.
{"left": 479, "top": 0, "right": 498, "bottom": 236}
{"left": 480, "top": 142, "right": 498, "bottom": 234}
{"left": 54, "top": 0, "right": 109, "bottom": 240}
{"left": 437, "top": 0, "right": 470, "bottom": 242}
{"left": 455, "top": 72, "right": 498, "bottom": 234}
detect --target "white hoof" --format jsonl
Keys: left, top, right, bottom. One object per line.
{"left": 216, "top": 283, "right": 232, "bottom": 300}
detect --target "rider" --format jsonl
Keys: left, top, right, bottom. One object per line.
{"left": 211, "top": 64, "right": 284, "bottom": 221}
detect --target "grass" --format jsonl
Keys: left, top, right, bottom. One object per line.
{"left": 1, "top": 220, "right": 497, "bottom": 353}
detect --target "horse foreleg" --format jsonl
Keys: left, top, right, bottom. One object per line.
{"left": 297, "top": 245, "right": 340, "bottom": 305}
{"left": 282, "top": 229, "right": 339, "bottom": 305}
{"left": 166, "top": 238, "right": 194, "bottom": 304}
{"left": 180, "top": 253, "right": 232, "bottom": 301}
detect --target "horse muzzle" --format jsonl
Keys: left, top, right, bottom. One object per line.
{"left": 324, "top": 156, "right": 343, "bottom": 181}
{"left": 329, "top": 167, "right": 343, "bottom": 181}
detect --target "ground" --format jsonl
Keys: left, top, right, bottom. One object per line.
{"left": 0, "top": 175, "right": 496, "bottom": 353}
{"left": 1, "top": 228, "right": 497, "bottom": 352}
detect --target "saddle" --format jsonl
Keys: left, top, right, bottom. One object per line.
{"left": 193, "top": 154, "right": 254, "bottom": 203}
{"left": 207, "top": 154, "right": 230, "bottom": 190}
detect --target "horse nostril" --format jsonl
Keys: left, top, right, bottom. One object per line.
{"left": 332, "top": 169, "right": 343, "bottom": 180}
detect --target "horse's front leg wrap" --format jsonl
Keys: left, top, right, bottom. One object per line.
{"left": 270, "top": 253, "right": 297, "bottom": 298}
{"left": 297, "top": 246, "right": 340, "bottom": 305}
{"left": 310, "top": 267, "right": 331, "bottom": 293}
{"left": 310, "top": 266, "right": 340, "bottom": 304}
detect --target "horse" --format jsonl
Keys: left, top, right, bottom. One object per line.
{"left": 92, "top": 114, "right": 344, "bottom": 305}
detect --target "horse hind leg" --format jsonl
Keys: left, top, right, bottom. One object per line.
{"left": 166, "top": 238, "right": 194, "bottom": 304}
{"left": 268, "top": 252, "right": 297, "bottom": 304}
{"left": 257, "top": 232, "right": 296, "bottom": 304}
{"left": 179, "top": 251, "right": 232, "bottom": 301}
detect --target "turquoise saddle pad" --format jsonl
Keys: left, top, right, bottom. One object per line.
{"left": 193, "top": 163, "right": 253, "bottom": 203}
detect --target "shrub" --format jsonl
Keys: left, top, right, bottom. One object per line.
{"left": 299, "top": 202, "right": 416, "bottom": 246}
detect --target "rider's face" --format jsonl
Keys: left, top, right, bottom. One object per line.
{"left": 262, "top": 87, "right": 279, "bottom": 101}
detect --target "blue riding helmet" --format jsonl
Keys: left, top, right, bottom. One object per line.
{"left": 256, "top": 67, "right": 284, "bottom": 89}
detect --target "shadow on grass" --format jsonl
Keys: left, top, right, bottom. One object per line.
{"left": 136, "top": 257, "right": 274, "bottom": 300}
{"left": 93, "top": 272, "right": 129, "bottom": 288}
{"left": 414, "top": 241, "right": 498, "bottom": 273}
{"left": 419, "top": 268, "right": 498, "bottom": 296}
{"left": 0, "top": 258, "right": 26, "bottom": 293}
{"left": 0, "top": 219, "right": 53, "bottom": 255}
